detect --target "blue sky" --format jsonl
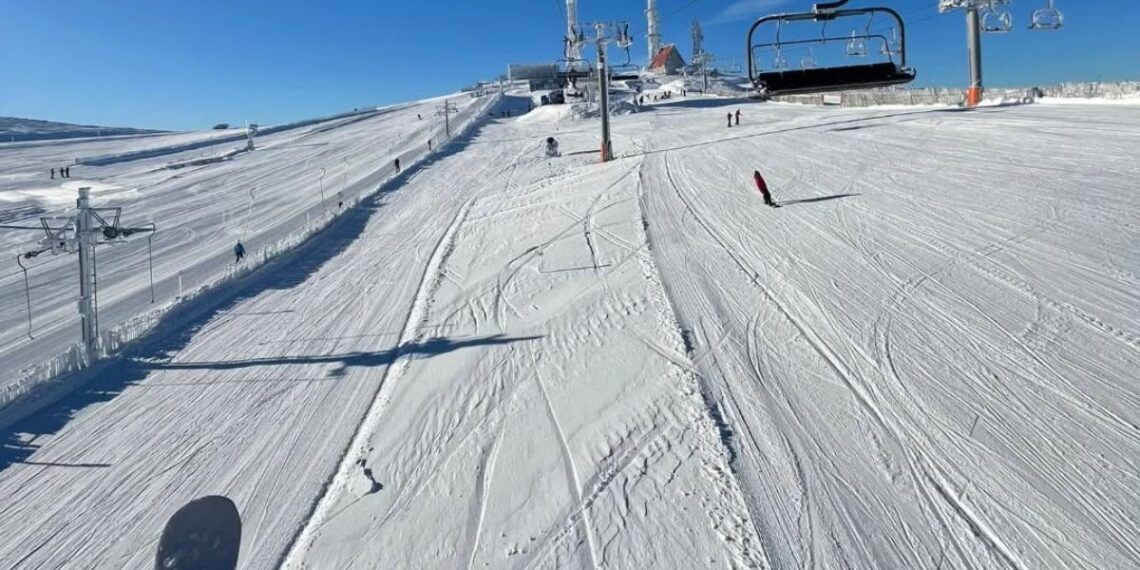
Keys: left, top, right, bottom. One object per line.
{"left": 2, "top": 0, "right": 1136, "bottom": 130}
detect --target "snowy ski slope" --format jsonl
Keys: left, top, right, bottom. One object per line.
{"left": 0, "top": 94, "right": 485, "bottom": 406}
{"left": 0, "top": 94, "right": 1137, "bottom": 569}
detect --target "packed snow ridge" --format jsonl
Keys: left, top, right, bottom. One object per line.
{"left": 0, "top": 88, "right": 1138, "bottom": 569}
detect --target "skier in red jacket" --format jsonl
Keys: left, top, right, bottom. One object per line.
{"left": 754, "top": 170, "right": 776, "bottom": 207}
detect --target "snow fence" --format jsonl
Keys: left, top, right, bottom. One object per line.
{"left": 0, "top": 88, "right": 506, "bottom": 428}
{"left": 772, "top": 81, "right": 1140, "bottom": 108}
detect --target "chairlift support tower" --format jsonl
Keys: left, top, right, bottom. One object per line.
{"left": 75, "top": 188, "right": 98, "bottom": 352}
{"left": 5, "top": 187, "right": 156, "bottom": 356}
{"left": 582, "top": 21, "right": 632, "bottom": 163}
{"left": 436, "top": 100, "right": 459, "bottom": 138}
{"left": 692, "top": 18, "right": 704, "bottom": 63}
{"left": 647, "top": 0, "right": 661, "bottom": 63}
{"left": 940, "top": 0, "right": 1063, "bottom": 107}
{"left": 565, "top": 0, "right": 583, "bottom": 62}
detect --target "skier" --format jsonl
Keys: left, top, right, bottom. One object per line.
{"left": 545, "top": 137, "right": 561, "bottom": 158}
{"left": 428, "top": 139, "right": 432, "bottom": 151}
{"left": 417, "top": 113, "right": 422, "bottom": 120}
{"left": 727, "top": 113, "right": 733, "bottom": 128}
{"left": 394, "top": 158, "right": 401, "bottom": 173}
{"left": 754, "top": 170, "right": 776, "bottom": 207}
{"left": 50, "top": 168, "right": 55, "bottom": 179}
{"left": 66, "top": 166, "right": 71, "bottom": 177}
{"left": 233, "top": 241, "right": 246, "bottom": 263}
{"left": 735, "top": 109, "right": 742, "bottom": 126}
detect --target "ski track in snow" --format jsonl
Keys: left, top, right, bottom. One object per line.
{"left": 0, "top": 94, "right": 1138, "bottom": 569}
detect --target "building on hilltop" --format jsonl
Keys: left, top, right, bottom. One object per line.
{"left": 649, "top": 44, "right": 686, "bottom": 75}
{"left": 507, "top": 63, "right": 561, "bottom": 90}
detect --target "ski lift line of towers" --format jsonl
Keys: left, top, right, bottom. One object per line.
{"left": 939, "top": 0, "right": 1064, "bottom": 106}
{"left": 747, "top": 0, "right": 1062, "bottom": 105}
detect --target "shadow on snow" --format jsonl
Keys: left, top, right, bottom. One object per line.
{"left": 779, "top": 193, "right": 860, "bottom": 206}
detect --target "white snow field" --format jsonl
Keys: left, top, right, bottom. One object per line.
{"left": 0, "top": 94, "right": 1138, "bottom": 569}
{"left": 0, "top": 93, "right": 488, "bottom": 407}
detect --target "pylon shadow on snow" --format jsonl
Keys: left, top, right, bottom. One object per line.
{"left": 138, "top": 335, "right": 541, "bottom": 373}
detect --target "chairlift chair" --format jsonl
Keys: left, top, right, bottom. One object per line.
{"left": 721, "top": 60, "right": 744, "bottom": 75}
{"left": 610, "top": 45, "right": 641, "bottom": 82}
{"left": 556, "top": 58, "right": 593, "bottom": 87}
{"left": 747, "top": 0, "right": 916, "bottom": 97}
{"left": 1029, "top": 0, "right": 1063, "bottom": 30}
{"left": 980, "top": 1, "right": 1014, "bottom": 33}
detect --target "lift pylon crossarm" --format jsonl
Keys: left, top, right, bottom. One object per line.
{"left": 6, "top": 187, "right": 157, "bottom": 352}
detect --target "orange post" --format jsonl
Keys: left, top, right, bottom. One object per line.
{"left": 966, "top": 86, "right": 983, "bottom": 107}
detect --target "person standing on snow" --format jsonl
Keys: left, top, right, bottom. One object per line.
{"left": 233, "top": 241, "right": 246, "bottom": 263}
{"left": 394, "top": 158, "right": 401, "bottom": 173}
{"left": 727, "top": 113, "right": 733, "bottom": 128}
{"left": 754, "top": 170, "right": 776, "bottom": 207}
{"left": 735, "top": 109, "right": 742, "bottom": 126}
{"left": 50, "top": 168, "right": 55, "bottom": 179}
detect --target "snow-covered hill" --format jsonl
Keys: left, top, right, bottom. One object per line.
{"left": 0, "top": 116, "right": 162, "bottom": 142}
{"left": 0, "top": 92, "right": 493, "bottom": 413}
{"left": 0, "top": 93, "right": 1138, "bottom": 569}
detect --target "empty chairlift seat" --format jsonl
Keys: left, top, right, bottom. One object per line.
{"left": 747, "top": 1, "right": 917, "bottom": 97}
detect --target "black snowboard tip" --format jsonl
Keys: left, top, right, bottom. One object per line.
{"left": 156, "top": 495, "right": 241, "bottom": 570}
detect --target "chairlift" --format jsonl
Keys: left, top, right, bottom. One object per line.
{"left": 556, "top": 58, "right": 593, "bottom": 85}
{"left": 980, "top": 1, "right": 1013, "bottom": 33}
{"left": 747, "top": 0, "right": 916, "bottom": 97}
{"left": 1029, "top": 0, "right": 1063, "bottom": 30}
{"left": 610, "top": 45, "right": 641, "bottom": 81}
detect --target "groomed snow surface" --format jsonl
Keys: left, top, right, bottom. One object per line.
{"left": 1, "top": 93, "right": 1138, "bottom": 569}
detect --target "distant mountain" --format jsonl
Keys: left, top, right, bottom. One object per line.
{"left": 0, "top": 116, "right": 165, "bottom": 143}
